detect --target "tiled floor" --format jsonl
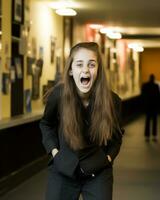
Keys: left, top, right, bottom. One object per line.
{"left": 1, "top": 115, "right": 160, "bottom": 200}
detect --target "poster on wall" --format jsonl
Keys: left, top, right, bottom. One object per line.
{"left": 24, "top": 89, "right": 32, "bottom": 113}
{"left": 32, "top": 67, "right": 41, "bottom": 100}
{"left": 63, "top": 17, "right": 73, "bottom": 66}
{"left": 13, "top": 0, "right": 23, "bottom": 23}
{"left": 55, "top": 56, "right": 61, "bottom": 82}
{"left": 10, "top": 67, "right": 16, "bottom": 82}
{"left": 24, "top": 0, "right": 30, "bottom": 24}
{"left": 2, "top": 73, "right": 10, "bottom": 95}
{"left": 19, "top": 25, "right": 28, "bottom": 55}
{"left": 36, "top": 58, "right": 43, "bottom": 77}
{"left": 50, "top": 37, "right": 56, "bottom": 64}
{"left": 15, "top": 57, "right": 22, "bottom": 79}
{"left": 27, "top": 57, "right": 35, "bottom": 75}
{"left": 37, "top": 46, "right": 44, "bottom": 76}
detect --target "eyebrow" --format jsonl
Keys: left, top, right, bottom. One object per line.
{"left": 75, "top": 60, "right": 83, "bottom": 63}
{"left": 75, "top": 59, "right": 97, "bottom": 63}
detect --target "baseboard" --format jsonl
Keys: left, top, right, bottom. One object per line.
{"left": 0, "top": 155, "right": 49, "bottom": 196}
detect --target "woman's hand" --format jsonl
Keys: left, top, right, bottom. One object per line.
{"left": 107, "top": 155, "right": 112, "bottom": 163}
{"left": 51, "top": 148, "right": 59, "bottom": 158}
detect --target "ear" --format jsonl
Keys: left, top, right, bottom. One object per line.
{"left": 69, "top": 69, "right": 73, "bottom": 76}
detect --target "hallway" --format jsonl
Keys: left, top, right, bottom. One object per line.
{"left": 113, "top": 115, "right": 160, "bottom": 200}
{"left": 1, "top": 115, "right": 160, "bottom": 200}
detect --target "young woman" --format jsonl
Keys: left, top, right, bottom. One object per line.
{"left": 40, "top": 42, "right": 124, "bottom": 200}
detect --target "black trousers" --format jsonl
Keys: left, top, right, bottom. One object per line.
{"left": 46, "top": 165, "right": 113, "bottom": 200}
{"left": 144, "top": 112, "right": 158, "bottom": 137}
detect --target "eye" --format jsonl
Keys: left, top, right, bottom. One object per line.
{"left": 89, "top": 62, "right": 96, "bottom": 68}
{"left": 76, "top": 63, "right": 83, "bottom": 67}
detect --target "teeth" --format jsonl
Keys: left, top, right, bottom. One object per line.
{"left": 81, "top": 76, "right": 90, "bottom": 78}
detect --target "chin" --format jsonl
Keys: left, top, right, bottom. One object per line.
{"left": 79, "top": 87, "right": 91, "bottom": 94}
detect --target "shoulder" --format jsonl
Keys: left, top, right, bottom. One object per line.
{"left": 47, "top": 82, "right": 64, "bottom": 102}
{"left": 53, "top": 82, "right": 64, "bottom": 94}
{"left": 111, "top": 91, "right": 121, "bottom": 105}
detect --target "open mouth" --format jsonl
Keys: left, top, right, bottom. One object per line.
{"left": 80, "top": 77, "right": 91, "bottom": 85}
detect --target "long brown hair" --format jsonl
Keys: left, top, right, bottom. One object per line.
{"left": 61, "top": 42, "right": 118, "bottom": 150}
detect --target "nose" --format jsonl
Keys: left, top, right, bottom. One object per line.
{"left": 82, "top": 65, "right": 89, "bottom": 73}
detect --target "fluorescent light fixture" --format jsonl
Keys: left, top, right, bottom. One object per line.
{"left": 100, "top": 28, "right": 122, "bottom": 39}
{"left": 106, "top": 32, "right": 122, "bottom": 39}
{"left": 128, "top": 43, "right": 138, "bottom": 49}
{"left": 47, "top": 1, "right": 77, "bottom": 16}
{"left": 128, "top": 43, "right": 144, "bottom": 52}
{"left": 55, "top": 8, "right": 77, "bottom": 16}
{"left": 100, "top": 28, "right": 109, "bottom": 34}
{"left": 89, "top": 24, "right": 103, "bottom": 30}
{"left": 134, "top": 46, "right": 144, "bottom": 52}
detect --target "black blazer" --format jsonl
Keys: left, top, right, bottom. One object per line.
{"left": 40, "top": 84, "right": 124, "bottom": 178}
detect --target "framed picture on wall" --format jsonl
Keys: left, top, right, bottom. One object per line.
{"left": 24, "top": 89, "right": 32, "bottom": 113}
{"left": 50, "top": 36, "right": 56, "bottom": 64}
{"left": 13, "top": 0, "right": 23, "bottom": 23}
{"left": 63, "top": 17, "right": 73, "bottom": 67}
{"left": 15, "top": 57, "right": 22, "bottom": 79}
{"left": 2, "top": 73, "right": 10, "bottom": 95}
{"left": 32, "top": 67, "right": 41, "bottom": 100}
{"left": 26, "top": 57, "right": 35, "bottom": 75}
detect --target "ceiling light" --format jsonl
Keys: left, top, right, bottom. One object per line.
{"left": 47, "top": 1, "right": 77, "bottom": 16}
{"left": 89, "top": 24, "right": 103, "bottom": 30}
{"left": 100, "top": 28, "right": 109, "bottom": 34}
{"left": 100, "top": 28, "right": 122, "bottom": 39}
{"left": 128, "top": 43, "right": 144, "bottom": 52}
{"left": 135, "top": 46, "right": 144, "bottom": 52}
{"left": 128, "top": 43, "right": 138, "bottom": 49}
{"left": 55, "top": 8, "right": 77, "bottom": 16}
{"left": 106, "top": 32, "right": 122, "bottom": 39}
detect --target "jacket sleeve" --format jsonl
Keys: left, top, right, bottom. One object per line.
{"left": 39, "top": 86, "right": 60, "bottom": 154}
{"left": 103, "top": 93, "right": 124, "bottom": 161}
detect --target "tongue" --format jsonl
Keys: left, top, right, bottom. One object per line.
{"left": 82, "top": 79, "right": 89, "bottom": 85}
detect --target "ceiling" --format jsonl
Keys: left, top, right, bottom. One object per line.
{"left": 41, "top": 0, "right": 160, "bottom": 46}
{"left": 74, "top": 0, "right": 160, "bottom": 27}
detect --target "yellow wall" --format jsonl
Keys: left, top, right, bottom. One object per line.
{"left": 27, "top": 0, "right": 63, "bottom": 112}
{"left": 1, "top": 0, "right": 11, "bottom": 119}
{"left": 140, "top": 48, "right": 160, "bottom": 83}
{"left": 0, "top": 0, "right": 63, "bottom": 119}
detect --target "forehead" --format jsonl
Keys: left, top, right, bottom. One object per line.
{"left": 73, "top": 48, "right": 97, "bottom": 61}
